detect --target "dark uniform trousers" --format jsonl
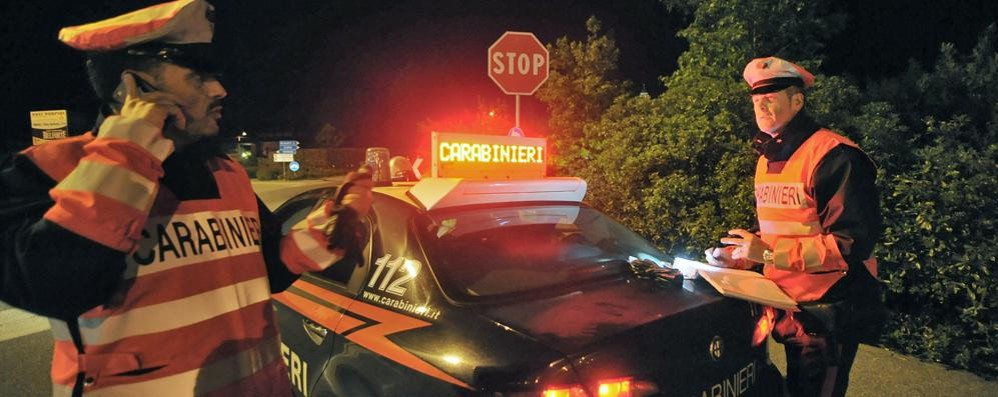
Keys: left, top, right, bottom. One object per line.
{"left": 781, "top": 328, "right": 859, "bottom": 397}
{"left": 773, "top": 298, "right": 882, "bottom": 397}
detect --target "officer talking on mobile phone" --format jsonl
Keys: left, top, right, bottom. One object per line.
{"left": 0, "top": 1, "right": 372, "bottom": 396}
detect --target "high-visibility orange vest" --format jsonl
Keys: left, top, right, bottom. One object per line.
{"left": 755, "top": 129, "right": 877, "bottom": 302}
{"left": 24, "top": 133, "right": 291, "bottom": 396}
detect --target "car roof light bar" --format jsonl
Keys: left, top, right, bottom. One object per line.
{"left": 407, "top": 177, "right": 587, "bottom": 211}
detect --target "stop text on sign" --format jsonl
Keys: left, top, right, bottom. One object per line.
{"left": 432, "top": 132, "right": 547, "bottom": 179}
{"left": 491, "top": 52, "right": 546, "bottom": 77}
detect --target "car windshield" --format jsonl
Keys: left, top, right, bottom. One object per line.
{"left": 415, "top": 204, "right": 670, "bottom": 300}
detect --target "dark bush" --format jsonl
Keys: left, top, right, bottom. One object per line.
{"left": 862, "top": 30, "right": 998, "bottom": 376}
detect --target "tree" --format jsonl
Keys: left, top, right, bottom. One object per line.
{"left": 537, "top": 16, "right": 629, "bottom": 175}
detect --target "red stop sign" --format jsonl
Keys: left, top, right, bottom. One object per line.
{"left": 488, "top": 31, "right": 549, "bottom": 95}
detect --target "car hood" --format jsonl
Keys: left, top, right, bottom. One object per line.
{"left": 477, "top": 277, "right": 724, "bottom": 353}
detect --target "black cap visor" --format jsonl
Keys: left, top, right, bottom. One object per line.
{"left": 750, "top": 77, "right": 805, "bottom": 95}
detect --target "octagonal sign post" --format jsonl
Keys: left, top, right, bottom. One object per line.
{"left": 488, "top": 31, "right": 549, "bottom": 128}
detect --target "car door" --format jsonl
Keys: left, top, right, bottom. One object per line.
{"left": 271, "top": 192, "right": 374, "bottom": 397}
{"left": 314, "top": 195, "right": 475, "bottom": 397}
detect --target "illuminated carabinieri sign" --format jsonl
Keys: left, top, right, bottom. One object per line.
{"left": 431, "top": 131, "right": 546, "bottom": 179}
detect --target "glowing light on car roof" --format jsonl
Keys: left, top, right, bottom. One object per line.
{"left": 432, "top": 131, "right": 547, "bottom": 179}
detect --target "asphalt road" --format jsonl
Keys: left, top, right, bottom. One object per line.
{"left": 768, "top": 340, "right": 996, "bottom": 396}
{"left": 1, "top": 178, "right": 995, "bottom": 396}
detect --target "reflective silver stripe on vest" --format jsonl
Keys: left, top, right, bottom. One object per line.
{"left": 57, "top": 161, "right": 158, "bottom": 212}
{"left": 759, "top": 219, "right": 821, "bottom": 236}
{"left": 77, "top": 276, "right": 271, "bottom": 346}
{"left": 800, "top": 238, "right": 824, "bottom": 271}
{"left": 772, "top": 240, "right": 795, "bottom": 271}
{"left": 128, "top": 210, "right": 264, "bottom": 279}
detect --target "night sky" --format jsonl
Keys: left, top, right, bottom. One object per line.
{"left": 1, "top": 0, "right": 995, "bottom": 155}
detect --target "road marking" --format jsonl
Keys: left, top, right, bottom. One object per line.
{"left": 0, "top": 308, "right": 50, "bottom": 342}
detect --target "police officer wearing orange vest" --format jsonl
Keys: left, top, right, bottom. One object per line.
{"left": 0, "top": 1, "right": 372, "bottom": 396}
{"left": 705, "top": 57, "right": 884, "bottom": 397}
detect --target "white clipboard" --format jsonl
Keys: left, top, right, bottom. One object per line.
{"left": 674, "top": 258, "right": 799, "bottom": 311}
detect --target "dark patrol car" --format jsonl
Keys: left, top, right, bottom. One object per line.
{"left": 271, "top": 134, "right": 783, "bottom": 397}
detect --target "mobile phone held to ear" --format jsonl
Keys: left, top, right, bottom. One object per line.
{"left": 109, "top": 72, "right": 177, "bottom": 131}
{"left": 110, "top": 72, "right": 156, "bottom": 111}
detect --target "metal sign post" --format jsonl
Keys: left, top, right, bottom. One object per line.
{"left": 515, "top": 95, "right": 520, "bottom": 128}
{"left": 276, "top": 140, "right": 299, "bottom": 181}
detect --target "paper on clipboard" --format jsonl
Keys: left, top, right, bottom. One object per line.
{"left": 673, "top": 257, "right": 799, "bottom": 311}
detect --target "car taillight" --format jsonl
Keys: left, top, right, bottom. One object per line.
{"left": 597, "top": 378, "right": 630, "bottom": 396}
{"left": 541, "top": 378, "right": 658, "bottom": 397}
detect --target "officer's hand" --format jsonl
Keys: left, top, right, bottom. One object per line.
{"left": 119, "top": 72, "right": 188, "bottom": 131}
{"left": 725, "top": 229, "right": 770, "bottom": 264}
{"left": 339, "top": 169, "right": 374, "bottom": 217}
{"left": 705, "top": 246, "right": 739, "bottom": 267}
{"left": 313, "top": 167, "right": 374, "bottom": 256}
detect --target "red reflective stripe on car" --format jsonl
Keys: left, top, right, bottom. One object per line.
{"left": 283, "top": 281, "right": 472, "bottom": 389}
{"left": 333, "top": 312, "right": 366, "bottom": 334}
{"left": 272, "top": 291, "right": 342, "bottom": 332}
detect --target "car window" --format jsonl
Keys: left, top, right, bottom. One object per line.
{"left": 415, "top": 204, "right": 670, "bottom": 300}
{"left": 275, "top": 189, "right": 335, "bottom": 235}
{"left": 280, "top": 204, "right": 314, "bottom": 235}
